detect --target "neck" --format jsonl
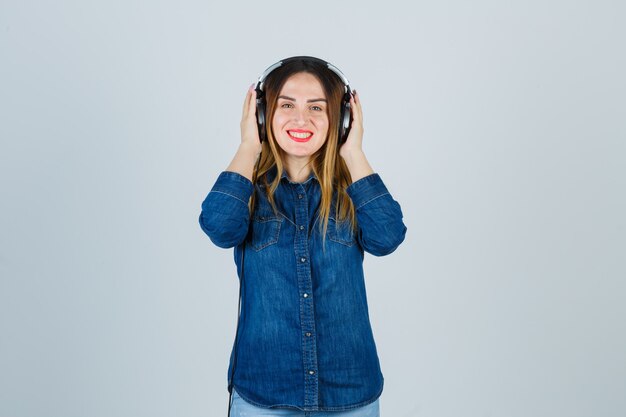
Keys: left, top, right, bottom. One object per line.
{"left": 284, "top": 156, "right": 312, "bottom": 183}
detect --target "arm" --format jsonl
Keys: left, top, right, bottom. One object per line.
{"left": 198, "top": 84, "right": 262, "bottom": 248}
{"left": 226, "top": 84, "right": 262, "bottom": 180}
{"left": 199, "top": 171, "right": 253, "bottom": 248}
{"left": 338, "top": 90, "right": 374, "bottom": 183}
{"left": 346, "top": 174, "right": 407, "bottom": 256}
{"left": 340, "top": 90, "right": 407, "bottom": 256}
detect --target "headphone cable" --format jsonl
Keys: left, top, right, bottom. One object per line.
{"left": 227, "top": 239, "right": 245, "bottom": 417}
{"left": 227, "top": 156, "right": 260, "bottom": 417}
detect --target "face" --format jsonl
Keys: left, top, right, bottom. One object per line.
{"left": 271, "top": 72, "right": 329, "bottom": 163}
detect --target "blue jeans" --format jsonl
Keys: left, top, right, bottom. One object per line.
{"left": 230, "top": 389, "right": 381, "bottom": 417}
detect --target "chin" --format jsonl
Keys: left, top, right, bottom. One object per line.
{"left": 278, "top": 140, "right": 323, "bottom": 157}
{"left": 285, "top": 149, "right": 316, "bottom": 158}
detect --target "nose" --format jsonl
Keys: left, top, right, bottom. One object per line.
{"left": 292, "top": 107, "right": 307, "bottom": 125}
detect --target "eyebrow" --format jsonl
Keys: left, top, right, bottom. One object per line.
{"left": 278, "top": 95, "right": 327, "bottom": 103}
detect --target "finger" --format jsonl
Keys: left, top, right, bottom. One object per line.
{"left": 350, "top": 94, "right": 362, "bottom": 122}
{"left": 354, "top": 91, "right": 363, "bottom": 119}
{"left": 248, "top": 87, "right": 257, "bottom": 118}
{"left": 242, "top": 88, "right": 252, "bottom": 116}
{"left": 243, "top": 83, "right": 256, "bottom": 115}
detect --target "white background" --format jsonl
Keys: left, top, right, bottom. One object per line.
{"left": 1, "top": 1, "right": 625, "bottom": 416}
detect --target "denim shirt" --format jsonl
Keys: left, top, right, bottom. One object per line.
{"left": 198, "top": 166, "right": 407, "bottom": 412}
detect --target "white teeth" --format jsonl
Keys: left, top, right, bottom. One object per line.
{"left": 289, "top": 131, "right": 312, "bottom": 139}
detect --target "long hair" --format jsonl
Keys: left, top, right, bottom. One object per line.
{"left": 248, "top": 59, "right": 356, "bottom": 249}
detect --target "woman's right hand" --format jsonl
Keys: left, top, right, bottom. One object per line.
{"left": 240, "top": 84, "right": 263, "bottom": 155}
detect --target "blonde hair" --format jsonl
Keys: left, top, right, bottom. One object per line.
{"left": 248, "top": 60, "right": 356, "bottom": 250}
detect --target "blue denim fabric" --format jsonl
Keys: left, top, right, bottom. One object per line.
{"left": 199, "top": 167, "right": 407, "bottom": 412}
{"left": 230, "top": 389, "right": 380, "bottom": 416}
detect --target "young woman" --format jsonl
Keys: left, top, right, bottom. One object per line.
{"left": 199, "top": 57, "right": 407, "bottom": 417}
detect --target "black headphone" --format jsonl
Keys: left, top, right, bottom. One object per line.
{"left": 254, "top": 56, "right": 354, "bottom": 144}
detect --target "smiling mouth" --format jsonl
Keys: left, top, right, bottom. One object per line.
{"left": 287, "top": 130, "right": 313, "bottom": 142}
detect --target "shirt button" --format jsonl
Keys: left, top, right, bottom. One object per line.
{"left": 305, "top": 332, "right": 312, "bottom": 337}
{"left": 298, "top": 194, "right": 303, "bottom": 199}
{"left": 308, "top": 370, "right": 315, "bottom": 375}
{"left": 299, "top": 225, "right": 305, "bottom": 230}
{"left": 300, "top": 257, "right": 306, "bottom": 263}
{"left": 303, "top": 293, "right": 309, "bottom": 298}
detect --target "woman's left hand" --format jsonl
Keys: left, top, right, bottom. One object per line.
{"left": 339, "top": 90, "right": 364, "bottom": 159}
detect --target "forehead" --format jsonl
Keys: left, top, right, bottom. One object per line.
{"left": 279, "top": 72, "right": 326, "bottom": 98}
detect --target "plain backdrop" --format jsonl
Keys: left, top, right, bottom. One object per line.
{"left": 1, "top": 1, "right": 625, "bottom": 417}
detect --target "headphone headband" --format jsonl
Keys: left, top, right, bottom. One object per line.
{"left": 256, "top": 56, "right": 351, "bottom": 95}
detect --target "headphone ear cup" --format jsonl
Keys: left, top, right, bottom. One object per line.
{"left": 256, "top": 91, "right": 266, "bottom": 142}
{"left": 339, "top": 94, "right": 352, "bottom": 143}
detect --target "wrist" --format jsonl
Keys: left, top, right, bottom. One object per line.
{"left": 340, "top": 148, "right": 365, "bottom": 163}
{"left": 239, "top": 142, "right": 261, "bottom": 157}
{"left": 340, "top": 149, "right": 374, "bottom": 183}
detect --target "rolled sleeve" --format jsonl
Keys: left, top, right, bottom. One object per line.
{"left": 208, "top": 171, "right": 254, "bottom": 205}
{"left": 346, "top": 173, "right": 390, "bottom": 209}
{"left": 199, "top": 171, "right": 254, "bottom": 248}
{"left": 346, "top": 173, "right": 407, "bottom": 256}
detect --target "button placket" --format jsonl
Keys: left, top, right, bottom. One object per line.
{"left": 293, "top": 183, "right": 318, "bottom": 406}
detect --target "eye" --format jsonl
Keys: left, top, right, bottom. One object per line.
{"left": 281, "top": 103, "right": 294, "bottom": 108}
{"left": 311, "top": 105, "right": 323, "bottom": 111}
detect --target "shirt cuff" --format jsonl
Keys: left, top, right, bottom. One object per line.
{"left": 209, "top": 171, "right": 254, "bottom": 206}
{"left": 345, "top": 173, "right": 390, "bottom": 209}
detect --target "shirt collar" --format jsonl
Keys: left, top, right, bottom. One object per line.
{"left": 265, "top": 165, "right": 318, "bottom": 185}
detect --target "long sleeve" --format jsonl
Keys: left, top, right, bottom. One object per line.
{"left": 346, "top": 173, "right": 407, "bottom": 256}
{"left": 199, "top": 171, "right": 254, "bottom": 248}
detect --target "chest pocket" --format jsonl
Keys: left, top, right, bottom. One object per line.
{"left": 327, "top": 216, "right": 356, "bottom": 247}
{"left": 249, "top": 211, "right": 283, "bottom": 251}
